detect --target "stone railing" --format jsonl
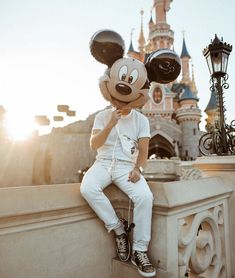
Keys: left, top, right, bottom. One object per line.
{"left": 147, "top": 177, "right": 232, "bottom": 278}
{"left": 143, "top": 158, "right": 202, "bottom": 182}
{"left": 0, "top": 176, "right": 232, "bottom": 278}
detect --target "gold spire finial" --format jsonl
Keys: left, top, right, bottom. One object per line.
{"left": 190, "top": 61, "right": 197, "bottom": 94}
{"left": 138, "top": 9, "right": 146, "bottom": 53}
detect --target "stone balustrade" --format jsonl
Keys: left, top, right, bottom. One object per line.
{"left": 0, "top": 175, "right": 232, "bottom": 278}
{"left": 143, "top": 158, "right": 202, "bottom": 182}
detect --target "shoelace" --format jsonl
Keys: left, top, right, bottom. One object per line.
{"left": 116, "top": 236, "right": 127, "bottom": 252}
{"left": 136, "top": 252, "right": 152, "bottom": 266}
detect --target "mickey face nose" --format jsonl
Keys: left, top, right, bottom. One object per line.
{"left": 115, "top": 83, "right": 132, "bottom": 95}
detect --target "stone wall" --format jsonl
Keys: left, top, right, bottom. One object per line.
{"left": 194, "top": 156, "right": 235, "bottom": 277}
{"left": 0, "top": 120, "right": 96, "bottom": 187}
{"left": 0, "top": 176, "right": 232, "bottom": 278}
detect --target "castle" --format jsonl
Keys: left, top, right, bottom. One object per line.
{"left": 127, "top": 0, "right": 202, "bottom": 160}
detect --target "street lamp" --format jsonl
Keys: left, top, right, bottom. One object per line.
{"left": 199, "top": 34, "right": 235, "bottom": 155}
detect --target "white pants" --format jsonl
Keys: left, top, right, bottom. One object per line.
{"left": 80, "top": 159, "right": 154, "bottom": 252}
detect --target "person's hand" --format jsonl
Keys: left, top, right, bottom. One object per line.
{"left": 128, "top": 167, "right": 141, "bottom": 183}
{"left": 107, "top": 109, "right": 122, "bottom": 128}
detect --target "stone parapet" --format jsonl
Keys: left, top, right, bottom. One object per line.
{"left": 0, "top": 177, "right": 232, "bottom": 278}
{"left": 149, "top": 177, "right": 232, "bottom": 277}
{"left": 193, "top": 155, "right": 235, "bottom": 276}
{"left": 144, "top": 159, "right": 202, "bottom": 182}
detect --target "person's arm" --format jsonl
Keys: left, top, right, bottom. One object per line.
{"left": 90, "top": 109, "right": 122, "bottom": 150}
{"left": 128, "top": 137, "right": 150, "bottom": 183}
{"left": 135, "top": 137, "right": 150, "bottom": 169}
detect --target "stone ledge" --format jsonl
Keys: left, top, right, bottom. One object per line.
{"left": 112, "top": 258, "right": 174, "bottom": 278}
{"left": 0, "top": 177, "right": 232, "bottom": 226}
{"left": 0, "top": 183, "right": 123, "bottom": 218}
{"left": 149, "top": 177, "right": 232, "bottom": 209}
{"left": 194, "top": 156, "right": 235, "bottom": 171}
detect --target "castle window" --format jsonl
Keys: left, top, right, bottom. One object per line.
{"left": 152, "top": 86, "right": 163, "bottom": 104}
{"left": 193, "top": 128, "right": 196, "bottom": 135}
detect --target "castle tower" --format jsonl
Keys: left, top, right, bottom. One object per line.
{"left": 175, "top": 85, "right": 201, "bottom": 160}
{"left": 174, "top": 35, "right": 201, "bottom": 160}
{"left": 147, "top": 0, "right": 174, "bottom": 51}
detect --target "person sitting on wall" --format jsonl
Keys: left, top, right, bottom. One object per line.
{"left": 80, "top": 29, "right": 181, "bottom": 277}
{"left": 80, "top": 101, "right": 156, "bottom": 277}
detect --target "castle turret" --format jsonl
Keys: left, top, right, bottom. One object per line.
{"left": 180, "top": 35, "right": 191, "bottom": 85}
{"left": 175, "top": 85, "right": 201, "bottom": 160}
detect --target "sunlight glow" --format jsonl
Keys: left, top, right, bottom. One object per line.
{"left": 5, "top": 112, "right": 38, "bottom": 141}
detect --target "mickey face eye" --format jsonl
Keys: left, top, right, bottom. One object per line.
{"left": 118, "top": 65, "right": 128, "bottom": 81}
{"left": 128, "top": 69, "right": 138, "bottom": 84}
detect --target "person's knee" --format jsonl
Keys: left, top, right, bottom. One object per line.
{"left": 80, "top": 178, "right": 102, "bottom": 201}
{"left": 80, "top": 181, "right": 92, "bottom": 200}
{"left": 134, "top": 190, "right": 154, "bottom": 205}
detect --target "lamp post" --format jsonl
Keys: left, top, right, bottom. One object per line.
{"left": 199, "top": 34, "right": 235, "bottom": 156}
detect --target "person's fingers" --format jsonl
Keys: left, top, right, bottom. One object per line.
{"left": 128, "top": 170, "right": 140, "bottom": 183}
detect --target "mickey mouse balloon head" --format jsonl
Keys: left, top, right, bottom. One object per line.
{"left": 90, "top": 29, "right": 181, "bottom": 109}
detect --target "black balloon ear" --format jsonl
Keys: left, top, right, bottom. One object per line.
{"left": 89, "top": 29, "right": 125, "bottom": 68}
{"left": 145, "top": 49, "right": 181, "bottom": 84}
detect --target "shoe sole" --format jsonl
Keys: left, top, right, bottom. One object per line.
{"left": 131, "top": 259, "right": 156, "bottom": 277}
{"left": 117, "top": 241, "right": 131, "bottom": 262}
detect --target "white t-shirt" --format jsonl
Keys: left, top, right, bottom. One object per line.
{"left": 92, "top": 108, "right": 150, "bottom": 163}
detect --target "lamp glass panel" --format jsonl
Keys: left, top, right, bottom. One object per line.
{"left": 212, "top": 52, "right": 222, "bottom": 73}
{"left": 222, "top": 52, "right": 229, "bottom": 74}
{"left": 206, "top": 54, "right": 213, "bottom": 75}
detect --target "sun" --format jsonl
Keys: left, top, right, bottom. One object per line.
{"left": 5, "top": 111, "right": 38, "bottom": 141}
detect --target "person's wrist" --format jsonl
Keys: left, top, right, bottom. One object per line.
{"left": 107, "top": 122, "right": 115, "bottom": 129}
{"left": 134, "top": 165, "right": 144, "bottom": 173}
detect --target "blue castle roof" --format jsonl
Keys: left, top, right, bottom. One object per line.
{"left": 128, "top": 39, "right": 135, "bottom": 52}
{"left": 179, "top": 84, "right": 198, "bottom": 101}
{"left": 204, "top": 89, "right": 217, "bottom": 112}
{"left": 180, "top": 37, "right": 191, "bottom": 59}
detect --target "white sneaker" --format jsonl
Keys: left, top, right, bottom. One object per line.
{"left": 131, "top": 250, "right": 156, "bottom": 277}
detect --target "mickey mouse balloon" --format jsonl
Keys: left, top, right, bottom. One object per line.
{"left": 145, "top": 49, "right": 181, "bottom": 84}
{"left": 90, "top": 30, "right": 125, "bottom": 68}
{"left": 90, "top": 29, "right": 181, "bottom": 109}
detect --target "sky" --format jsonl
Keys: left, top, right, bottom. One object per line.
{"left": 0, "top": 0, "right": 235, "bottom": 139}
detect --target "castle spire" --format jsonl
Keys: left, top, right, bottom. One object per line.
{"left": 190, "top": 63, "right": 197, "bottom": 94}
{"left": 180, "top": 32, "right": 191, "bottom": 59}
{"left": 138, "top": 9, "right": 146, "bottom": 54}
{"left": 148, "top": 10, "right": 154, "bottom": 30}
{"left": 128, "top": 28, "right": 135, "bottom": 53}
{"left": 180, "top": 32, "right": 191, "bottom": 84}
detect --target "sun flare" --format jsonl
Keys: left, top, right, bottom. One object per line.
{"left": 5, "top": 111, "right": 38, "bottom": 141}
